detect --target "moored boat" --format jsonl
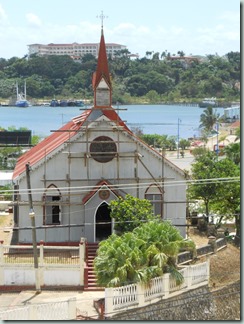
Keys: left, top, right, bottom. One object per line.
{"left": 15, "top": 81, "right": 30, "bottom": 107}
{"left": 199, "top": 97, "right": 218, "bottom": 108}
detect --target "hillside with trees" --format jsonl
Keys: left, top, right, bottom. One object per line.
{"left": 0, "top": 50, "right": 240, "bottom": 104}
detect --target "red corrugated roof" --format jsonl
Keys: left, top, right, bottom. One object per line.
{"left": 13, "top": 110, "right": 91, "bottom": 179}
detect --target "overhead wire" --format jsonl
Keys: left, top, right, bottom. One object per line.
{"left": 0, "top": 176, "right": 240, "bottom": 195}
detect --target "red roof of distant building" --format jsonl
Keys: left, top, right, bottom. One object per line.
{"left": 230, "top": 120, "right": 240, "bottom": 128}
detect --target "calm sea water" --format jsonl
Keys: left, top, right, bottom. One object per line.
{"left": 0, "top": 105, "right": 224, "bottom": 139}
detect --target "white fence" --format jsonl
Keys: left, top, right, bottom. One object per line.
{"left": 0, "top": 241, "right": 85, "bottom": 287}
{"left": 0, "top": 298, "right": 76, "bottom": 320}
{"left": 105, "top": 260, "right": 209, "bottom": 316}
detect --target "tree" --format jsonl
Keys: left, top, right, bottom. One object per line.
{"left": 209, "top": 158, "right": 240, "bottom": 240}
{"left": 188, "top": 151, "right": 218, "bottom": 218}
{"left": 223, "top": 142, "right": 240, "bottom": 166}
{"left": 94, "top": 220, "right": 196, "bottom": 287}
{"left": 199, "top": 106, "right": 219, "bottom": 133}
{"left": 188, "top": 151, "right": 240, "bottom": 236}
{"left": 109, "top": 194, "right": 156, "bottom": 233}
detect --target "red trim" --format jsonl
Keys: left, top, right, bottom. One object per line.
{"left": 82, "top": 180, "right": 121, "bottom": 205}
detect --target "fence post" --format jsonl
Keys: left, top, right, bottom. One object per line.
{"left": 206, "top": 257, "right": 210, "bottom": 284}
{"left": 68, "top": 298, "right": 77, "bottom": 320}
{"left": 28, "top": 304, "right": 37, "bottom": 320}
{"left": 187, "top": 265, "right": 192, "bottom": 289}
{"left": 39, "top": 241, "right": 44, "bottom": 265}
{"left": 137, "top": 283, "right": 144, "bottom": 308}
{"left": 104, "top": 288, "right": 113, "bottom": 317}
{"left": 79, "top": 238, "right": 86, "bottom": 285}
{"left": 162, "top": 273, "right": 170, "bottom": 299}
{"left": 39, "top": 241, "right": 44, "bottom": 286}
{"left": 0, "top": 241, "right": 4, "bottom": 285}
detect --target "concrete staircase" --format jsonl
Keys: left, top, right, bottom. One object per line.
{"left": 84, "top": 242, "right": 104, "bottom": 291}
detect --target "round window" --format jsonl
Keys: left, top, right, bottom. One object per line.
{"left": 90, "top": 136, "right": 117, "bottom": 163}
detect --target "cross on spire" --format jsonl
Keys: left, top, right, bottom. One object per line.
{"left": 97, "top": 11, "right": 108, "bottom": 30}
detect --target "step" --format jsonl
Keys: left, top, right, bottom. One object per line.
{"left": 84, "top": 243, "right": 100, "bottom": 291}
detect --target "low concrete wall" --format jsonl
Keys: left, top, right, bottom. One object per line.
{"left": 107, "top": 282, "right": 240, "bottom": 320}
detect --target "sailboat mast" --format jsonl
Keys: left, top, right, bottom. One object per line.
{"left": 24, "top": 81, "right": 26, "bottom": 100}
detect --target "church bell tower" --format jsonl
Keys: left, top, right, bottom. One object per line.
{"left": 92, "top": 14, "right": 112, "bottom": 109}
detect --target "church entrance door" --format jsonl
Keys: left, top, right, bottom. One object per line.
{"left": 95, "top": 202, "right": 112, "bottom": 241}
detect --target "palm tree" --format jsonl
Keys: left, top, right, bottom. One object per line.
{"left": 223, "top": 142, "right": 240, "bottom": 165}
{"left": 199, "top": 106, "right": 219, "bottom": 133}
{"left": 94, "top": 220, "right": 196, "bottom": 287}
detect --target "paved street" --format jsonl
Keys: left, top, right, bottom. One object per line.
{"left": 0, "top": 289, "right": 105, "bottom": 319}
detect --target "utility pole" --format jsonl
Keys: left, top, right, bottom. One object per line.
{"left": 216, "top": 121, "right": 219, "bottom": 160}
{"left": 177, "top": 118, "right": 181, "bottom": 159}
{"left": 26, "top": 163, "right": 41, "bottom": 292}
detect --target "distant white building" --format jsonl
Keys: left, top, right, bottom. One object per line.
{"left": 28, "top": 42, "right": 127, "bottom": 59}
{"left": 0, "top": 171, "right": 13, "bottom": 186}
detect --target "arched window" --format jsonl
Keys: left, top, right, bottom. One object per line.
{"left": 145, "top": 184, "right": 163, "bottom": 217}
{"left": 43, "top": 185, "right": 61, "bottom": 225}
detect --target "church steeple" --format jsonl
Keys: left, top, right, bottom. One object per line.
{"left": 92, "top": 13, "right": 112, "bottom": 108}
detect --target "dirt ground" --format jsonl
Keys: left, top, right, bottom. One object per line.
{"left": 187, "top": 226, "right": 240, "bottom": 291}
{"left": 0, "top": 213, "right": 14, "bottom": 245}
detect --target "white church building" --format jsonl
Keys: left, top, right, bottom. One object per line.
{"left": 12, "top": 28, "right": 187, "bottom": 244}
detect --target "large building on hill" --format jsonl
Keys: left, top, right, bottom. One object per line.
{"left": 13, "top": 27, "right": 187, "bottom": 244}
{"left": 28, "top": 42, "right": 128, "bottom": 60}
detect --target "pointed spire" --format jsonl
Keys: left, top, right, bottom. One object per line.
{"left": 92, "top": 13, "right": 112, "bottom": 108}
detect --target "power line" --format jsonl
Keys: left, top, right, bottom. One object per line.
{"left": 0, "top": 176, "right": 240, "bottom": 195}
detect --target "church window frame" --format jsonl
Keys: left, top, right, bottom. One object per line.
{"left": 43, "top": 184, "right": 62, "bottom": 225}
{"left": 145, "top": 184, "right": 164, "bottom": 217}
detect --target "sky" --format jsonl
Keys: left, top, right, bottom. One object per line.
{"left": 0, "top": 0, "right": 241, "bottom": 59}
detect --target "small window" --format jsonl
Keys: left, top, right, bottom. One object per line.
{"left": 43, "top": 185, "right": 61, "bottom": 225}
{"left": 145, "top": 185, "right": 163, "bottom": 217}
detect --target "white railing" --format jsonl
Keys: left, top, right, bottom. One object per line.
{"left": 105, "top": 260, "right": 209, "bottom": 316}
{"left": 0, "top": 298, "right": 76, "bottom": 320}
{"left": 0, "top": 241, "right": 86, "bottom": 287}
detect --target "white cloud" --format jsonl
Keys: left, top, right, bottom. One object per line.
{"left": 26, "top": 13, "right": 42, "bottom": 27}
{"left": 0, "top": 4, "right": 8, "bottom": 24}
{"left": 219, "top": 11, "right": 240, "bottom": 23}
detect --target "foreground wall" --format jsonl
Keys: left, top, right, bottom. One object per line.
{"left": 108, "top": 282, "right": 240, "bottom": 321}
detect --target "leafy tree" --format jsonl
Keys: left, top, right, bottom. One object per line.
{"left": 188, "top": 151, "right": 218, "bottom": 218}
{"left": 188, "top": 151, "right": 240, "bottom": 233}
{"left": 0, "top": 184, "right": 13, "bottom": 200}
{"left": 94, "top": 220, "right": 196, "bottom": 287}
{"left": 109, "top": 194, "right": 156, "bottom": 233}
{"left": 179, "top": 139, "right": 190, "bottom": 150}
{"left": 0, "top": 50, "right": 240, "bottom": 103}
{"left": 209, "top": 158, "right": 240, "bottom": 237}
{"left": 223, "top": 142, "right": 240, "bottom": 166}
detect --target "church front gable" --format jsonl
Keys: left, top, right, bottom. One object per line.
{"left": 83, "top": 182, "right": 121, "bottom": 242}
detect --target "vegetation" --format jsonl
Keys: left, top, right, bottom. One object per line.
{"left": 187, "top": 149, "right": 240, "bottom": 238}
{"left": 0, "top": 126, "right": 41, "bottom": 170}
{"left": 0, "top": 50, "right": 240, "bottom": 104}
{"left": 199, "top": 106, "right": 220, "bottom": 132}
{"left": 109, "top": 194, "right": 156, "bottom": 233}
{"left": 94, "top": 219, "right": 196, "bottom": 287}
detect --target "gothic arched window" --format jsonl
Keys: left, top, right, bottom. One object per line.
{"left": 145, "top": 184, "right": 163, "bottom": 217}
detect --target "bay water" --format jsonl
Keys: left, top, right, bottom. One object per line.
{"left": 0, "top": 104, "right": 224, "bottom": 140}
